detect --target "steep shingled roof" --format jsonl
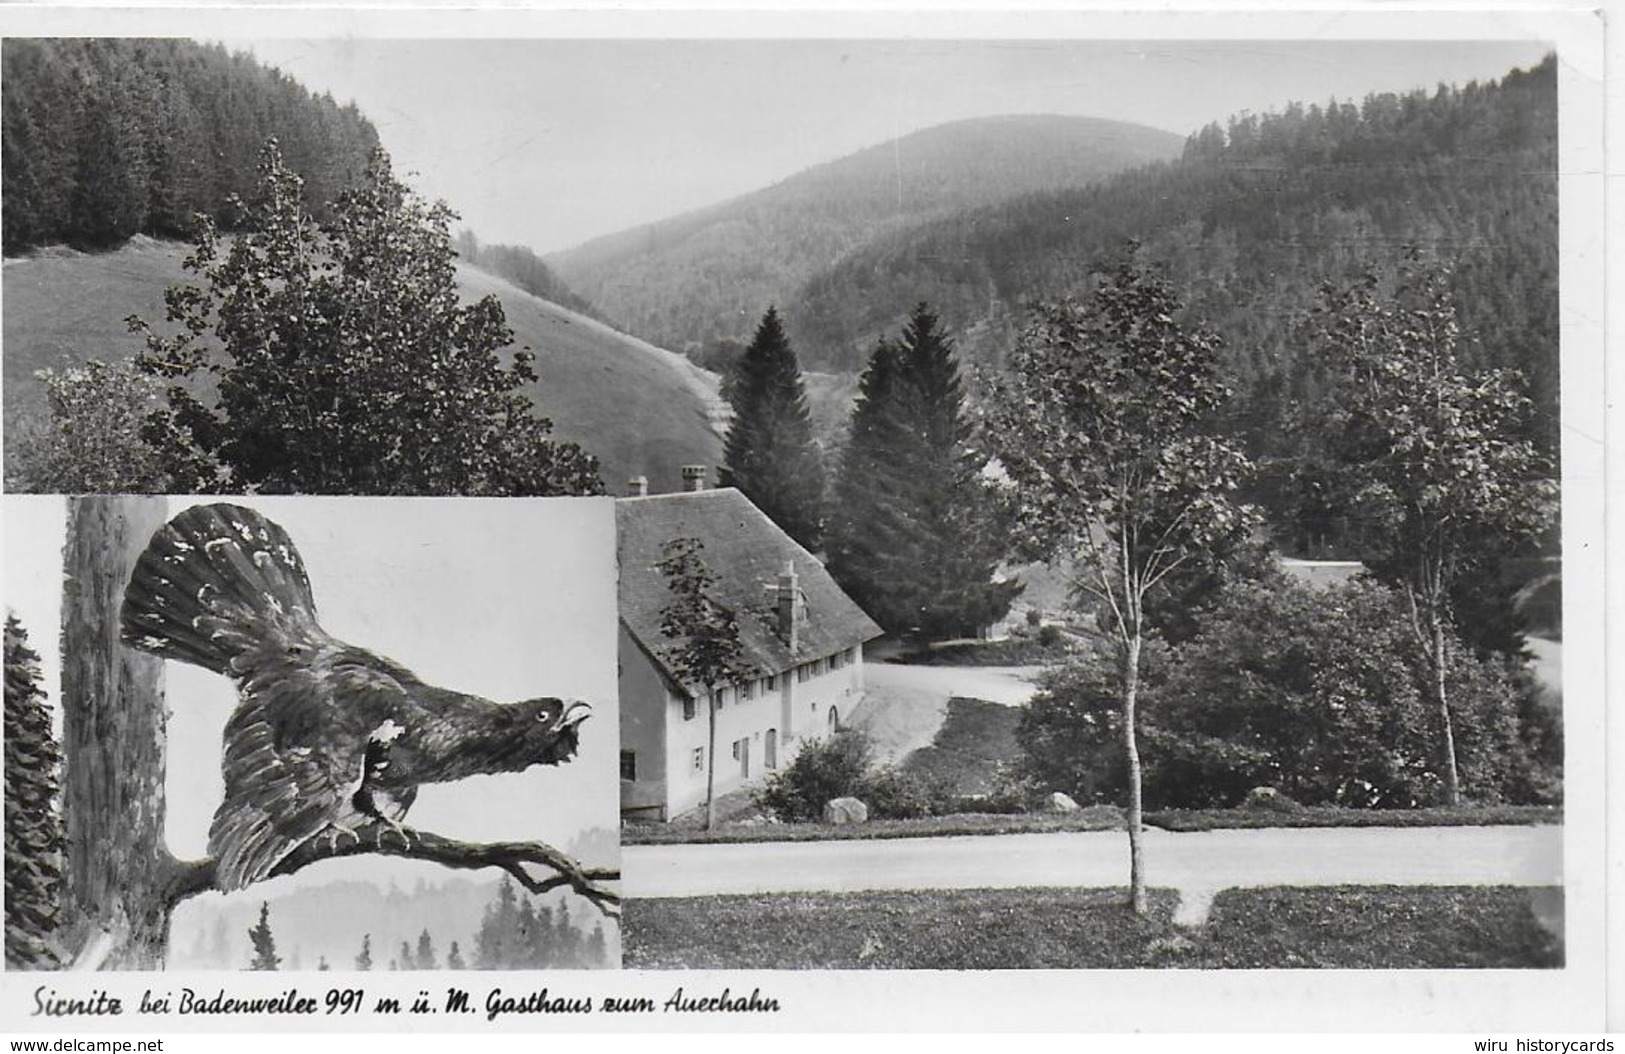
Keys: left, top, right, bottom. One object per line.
{"left": 617, "top": 488, "right": 883, "bottom": 693}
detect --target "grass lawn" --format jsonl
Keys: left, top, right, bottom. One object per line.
{"left": 901, "top": 697, "right": 1021, "bottom": 796}
{"left": 622, "top": 807, "right": 1124, "bottom": 846}
{"left": 887, "top": 637, "right": 1074, "bottom": 666}
{"left": 1145, "top": 804, "right": 1563, "bottom": 831}
{"left": 1199, "top": 886, "right": 1563, "bottom": 969}
{"left": 624, "top": 802, "right": 1558, "bottom": 846}
{"left": 622, "top": 885, "right": 1562, "bottom": 970}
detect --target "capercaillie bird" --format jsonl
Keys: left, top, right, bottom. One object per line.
{"left": 120, "top": 503, "right": 591, "bottom": 891}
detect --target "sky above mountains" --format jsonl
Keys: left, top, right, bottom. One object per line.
{"left": 230, "top": 38, "right": 1549, "bottom": 256}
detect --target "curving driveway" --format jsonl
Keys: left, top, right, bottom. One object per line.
{"left": 849, "top": 662, "right": 1044, "bottom": 761}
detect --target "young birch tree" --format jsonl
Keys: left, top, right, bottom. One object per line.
{"left": 1310, "top": 254, "right": 1556, "bottom": 805}
{"left": 657, "top": 537, "right": 753, "bottom": 832}
{"left": 985, "top": 250, "right": 1253, "bottom": 914}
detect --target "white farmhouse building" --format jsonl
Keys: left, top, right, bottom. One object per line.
{"left": 617, "top": 482, "right": 883, "bottom": 820}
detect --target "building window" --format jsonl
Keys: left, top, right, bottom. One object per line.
{"left": 692, "top": 747, "right": 704, "bottom": 773}
{"left": 710, "top": 689, "right": 724, "bottom": 709}
{"left": 682, "top": 696, "right": 696, "bottom": 721}
{"left": 741, "top": 679, "right": 755, "bottom": 700}
{"left": 766, "top": 674, "right": 778, "bottom": 691}
{"left": 797, "top": 664, "right": 810, "bottom": 684}
{"left": 731, "top": 740, "right": 741, "bottom": 760}
{"left": 620, "top": 751, "right": 637, "bottom": 781}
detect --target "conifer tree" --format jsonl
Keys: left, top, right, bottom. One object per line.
{"left": 584, "top": 923, "right": 609, "bottom": 968}
{"left": 515, "top": 899, "right": 539, "bottom": 968}
{"left": 415, "top": 928, "right": 437, "bottom": 970}
{"left": 475, "top": 878, "right": 520, "bottom": 968}
{"left": 721, "top": 307, "right": 826, "bottom": 550}
{"left": 446, "top": 940, "right": 465, "bottom": 970}
{"left": 827, "top": 304, "right": 1021, "bottom": 639}
{"left": 4, "top": 615, "right": 65, "bottom": 969}
{"left": 247, "top": 901, "right": 280, "bottom": 970}
{"left": 354, "top": 933, "right": 372, "bottom": 971}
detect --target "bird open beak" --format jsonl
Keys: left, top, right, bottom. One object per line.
{"left": 552, "top": 700, "right": 592, "bottom": 732}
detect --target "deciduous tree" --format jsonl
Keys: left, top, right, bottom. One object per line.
{"left": 130, "top": 139, "right": 602, "bottom": 496}
{"left": 985, "top": 248, "right": 1254, "bottom": 913}
{"left": 656, "top": 537, "right": 753, "bottom": 832}
{"left": 1309, "top": 253, "right": 1556, "bottom": 805}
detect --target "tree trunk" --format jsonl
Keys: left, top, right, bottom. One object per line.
{"left": 1429, "top": 604, "right": 1461, "bottom": 806}
{"left": 60, "top": 496, "right": 178, "bottom": 968}
{"left": 705, "top": 693, "right": 718, "bottom": 832}
{"left": 1122, "top": 632, "right": 1147, "bottom": 915}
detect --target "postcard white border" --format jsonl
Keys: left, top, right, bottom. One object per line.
{"left": 0, "top": 1, "right": 1611, "bottom": 1034}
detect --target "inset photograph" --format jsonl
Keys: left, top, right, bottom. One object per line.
{"left": 4, "top": 495, "right": 620, "bottom": 971}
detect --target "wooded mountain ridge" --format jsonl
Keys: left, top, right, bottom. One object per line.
{"left": 547, "top": 114, "right": 1185, "bottom": 354}
{"left": 785, "top": 56, "right": 1558, "bottom": 456}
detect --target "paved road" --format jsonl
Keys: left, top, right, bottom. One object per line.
{"left": 623, "top": 825, "right": 1562, "bottom": 912}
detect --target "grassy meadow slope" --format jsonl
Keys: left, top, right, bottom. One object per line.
{"left": 548, "top": 115, "right": 1183, "bottom": 354}
{"left": 3, "top": 238, "right": 724, "bottom": 492}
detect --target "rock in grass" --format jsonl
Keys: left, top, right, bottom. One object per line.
{"left": 1047, "top": 791, "right": 1081, "bottom": 813}
{"left": 1242, "top": 786, "right": 1303, "bottom": 812}
{"left": 823, "top": 797, "right": 869, "bottom": 824}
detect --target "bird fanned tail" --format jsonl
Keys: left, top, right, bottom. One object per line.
{"left": 121, "top": 503, "right": 321, "bottom": 677}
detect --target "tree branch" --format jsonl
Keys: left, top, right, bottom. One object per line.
{"left": 165, "top": 824, "right": 621, "bottom": 920}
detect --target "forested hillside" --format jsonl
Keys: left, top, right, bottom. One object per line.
{"left": 2, "top": 38, "right": 379, "bottom": 254}
{"left": 787, "top": 57, "right": 1558, "bottom": 458}
{"left": 548, "top": 114, "right": 1183, "bottom": 355}
{"left": 454, "top": 231, "right": 599, "bottom": 319}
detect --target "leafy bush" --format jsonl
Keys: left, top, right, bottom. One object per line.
{"left": 6, "top": 359, "right": 214, "bottom": 493}
{"left": 1012, "top": 648, "right": 1162, "bottom": 806}
{"left": 889, "top": 635, "right": 1072, "bottom": 667}
{"left": 754, "top": 729, "right": 874, "bottom": 822}
{"left": 1016, "top": 579, "right": 1559, "bottom": 810}
{"left": 858, "top": 766, "right": 950, "bottom": 820}
{"left": 754, "top": 728, "right": 953, "bottom": 821}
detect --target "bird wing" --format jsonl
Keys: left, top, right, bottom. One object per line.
{"left": 209, "top": 659, "right": 411, "bottom": 890}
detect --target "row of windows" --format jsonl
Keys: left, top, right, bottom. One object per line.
{"left": 679, "top": 648, "right": 859, "bottom": 720}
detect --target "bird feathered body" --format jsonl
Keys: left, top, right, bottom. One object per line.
{"left": 121, "top": 503, "right": 589, "bottom": 891}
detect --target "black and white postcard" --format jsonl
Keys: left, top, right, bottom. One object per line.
{"left": 0, "top": 2, "right": 1611, "bottom": 1037}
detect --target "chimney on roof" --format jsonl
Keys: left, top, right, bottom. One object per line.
{"left": 626, "top": 476, "right": 648, "bottom": 497}
{"left": 681, "top": 465, "right": 708, "bottom": 492}
{"left": 777, "top": 561, "right": 801, "bottom": 652}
